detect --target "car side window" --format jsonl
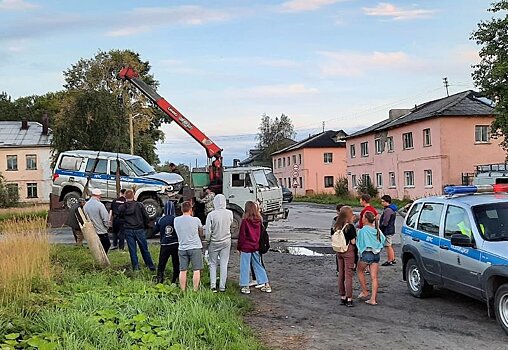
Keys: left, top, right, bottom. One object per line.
{"left": 231, "top": 173, "right": 245, "bottom": 187}
{"left": 110, "top": 160, "right": 130, "bottom": 176}
{"left": 417, "top": 203, "right": 443, "bottom": 236}
{"left": 85, "top": 159, "right": 108, "bottom": 174}
{"left": 406, "top": 202, "right": 422, "bottom": 228}
{"left": 59, "top": 156, "right": 83, "bottom": 171}
{"left": 444, "top": 205, "right": 472, "bottom": 238}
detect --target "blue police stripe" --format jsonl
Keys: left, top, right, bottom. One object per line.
{"left": 402, "top": 226, "right": 508, "bottom": 265}
{"left": 55, "top": 169, "right": 166, "bottom": 186}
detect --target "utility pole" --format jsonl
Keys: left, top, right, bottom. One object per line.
{"left": 322, "top": 121, "right": 325, "bottom": 133}
{"left": 443, "top": 77, "right": 450, "bottom": 97}
{"left": 129, "top": 113, "right": 134, "bottom": 155}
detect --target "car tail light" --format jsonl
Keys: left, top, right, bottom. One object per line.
{"left": 52, "top": 173, "right": 59, "bottom": 182}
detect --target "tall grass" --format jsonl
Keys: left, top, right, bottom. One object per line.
{"left": 0, "top": 217, "right": 51, "bottom": 305}
{"left": 0, "top": 204, "right": 48, "bottom": 222}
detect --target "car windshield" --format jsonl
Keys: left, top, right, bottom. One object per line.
{"left": 252, "top": 170, "right": 271, "bottom": 188}
{"left": 265, "top": 170, "right": 279, "bottom": 187}
{"left": 473, "top": 202, "right": 508, "bottom": 241}
{"left": 125, "top": 158, "right": 156, "bottom": 176}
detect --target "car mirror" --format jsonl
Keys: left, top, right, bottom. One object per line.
{"left": 451, "top": 234, "right": 475, "bottom": 248}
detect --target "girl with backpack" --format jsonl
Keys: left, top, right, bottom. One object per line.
{"left": 333, "top": 206, "right": 357, "bottom": 307}
{"left": 357, "top": 211, "right": 386, "bottom": 305}
{"left": 237, "top": 201, "right": 271, "bottom": 294}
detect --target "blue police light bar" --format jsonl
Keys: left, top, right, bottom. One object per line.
{"left": 444, "top": 185, "right": 496, "bottom": 195}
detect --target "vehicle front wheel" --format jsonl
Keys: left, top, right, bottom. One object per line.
{"left": 141, "top": 197, "right": 161, "bottom": 220}
{"left": 494, "top": 283, "right": 508, "bottom": 334}
{"left": 231, "top": 211, "right": 242, "bottom": 239}
{"left": 63, "top": 191, "right": 81, "bottom": 209}
{"left": 406, "top": 258, "right": 433, "bottom": 298}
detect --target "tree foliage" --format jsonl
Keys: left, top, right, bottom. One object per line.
{"left": 0, "top": 91, "right": 63, "bottom": 124}
{"left": 256, "top": 113, "right": 296, "bottom": 165}
{"left": 156, "top": 162, "right": 191, "bottom": 185}
{"left": 471, "top": 1, "right": 508, "bottom": 150}
{"left": 0, "top": 173, "right": 19, "bottom": 208}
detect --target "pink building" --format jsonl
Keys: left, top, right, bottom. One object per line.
{"left": 347, "top": 91, "right": 506, "bottom": 199}
{"left": 272, "top": 130, "right": 347, "bottom": 195}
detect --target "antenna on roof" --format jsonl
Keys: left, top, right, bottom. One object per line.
{"left": 443, "top": 77, "right": 450, "bottom": 97}
{"left": 322, "top": 121, "right": 325, "bottom": 133}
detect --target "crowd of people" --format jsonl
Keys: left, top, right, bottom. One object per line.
{"left": 66, "top": 188, "right": 271, "bottom": 294}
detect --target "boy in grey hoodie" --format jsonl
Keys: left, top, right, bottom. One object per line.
{"left": 205, "top": 194, "right": 233, "bottom": 292}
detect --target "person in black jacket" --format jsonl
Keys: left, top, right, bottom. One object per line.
{"left": 153, "top": 201, "right": 179, "bottom": 284}
{"left": 119, "top": 189, "right": 156, "bottom": 271}
{"left": 110, "top": 189, "right": 126, "bottom": 250}
{"left": 66, "top": 198, "right": 86, "bottom": 246}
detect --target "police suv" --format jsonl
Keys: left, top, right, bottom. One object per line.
{"left": 52, "top": 150, "right": 183, "bottom": 218}
{"left": 401, "top": 185, "right": 508, "bottom": 334}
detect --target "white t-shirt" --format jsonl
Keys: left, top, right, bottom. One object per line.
{"left": 174, "top": 215, "right": 203, "bottom": 250}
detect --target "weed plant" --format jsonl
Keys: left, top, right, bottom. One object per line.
{"left": 295, "top": 193, "right": 411, "bottom": 209}
{"left": 0, "top": 205, "right": 48, "bottom": 222}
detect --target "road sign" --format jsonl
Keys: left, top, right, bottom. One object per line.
{"left": 292, "top": 177, "right": 299, "bottom": 188}
{"left": 292, "top": 171, "right": 299, "bottom": 178}
{"left": 293, "top": 164, "right": 299, "bottom": 171}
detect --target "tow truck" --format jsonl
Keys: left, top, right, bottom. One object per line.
{"left": 118, "top": 67, "right": 287, "bottom": 237}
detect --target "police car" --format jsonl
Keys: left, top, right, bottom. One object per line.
{"left": 401, "top": 184, "right": 508, "bottom": 334}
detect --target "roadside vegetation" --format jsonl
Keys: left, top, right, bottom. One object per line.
{"left": 0, "top": 205, "right": 48, "bottom": 222}
{"left": 295, "top": 194, "right": 411, "bottom": 209}
{"left": 0, "top": 219, "right": 264, "bottom": 350}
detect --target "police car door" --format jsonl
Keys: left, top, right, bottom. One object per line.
{"left": 84, "top": 158, "right": 109, "bottom": 196}
{"left": 440, "top": 204, "right": 483, "bottom": 299}
{"left": 415, "top": 202, "right": 444, "bottom": 281}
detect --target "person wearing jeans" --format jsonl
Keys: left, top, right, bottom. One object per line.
{"left": 205, "top": 194, "right": 233, "bottom": 292}
{"left": 237, "top": 201, "right": 271, "bottom": 294}
{"left": 119, "top": 189, "right": 155, "bottom": 271}
{"left": 153, "top": 201, "right": 179, "bottom": 284}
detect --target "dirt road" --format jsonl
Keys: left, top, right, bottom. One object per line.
{"left": 236, "top": 203, "right": 507, "bottom": 350}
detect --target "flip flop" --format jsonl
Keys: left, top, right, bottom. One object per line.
{"left": 357, "top": 293, "right": 369, "bottom": 300}
{"left": 365, "top": 300, "right": 378, "bottom": 306}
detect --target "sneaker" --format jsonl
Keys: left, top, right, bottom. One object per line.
{"left": 340, "top": 298, "right": 347, "bottom": 305}
{"left": 346, "top": 300, "right": 354, "bottom": 307}
{"left": 254, "top": 283, "right": 265, "bottom": 289}
{"left": 241, "top": 287, "right": 251, "bottom": 294}
{"left": 110, "top": 245, "right": 118, "bottom": 250}
{"left": 391, "top": 260, "right": 397, "bottom": 264}
{"left": 211, "top": 288, "right": 218, "bottom": 293}
{"left": 219, "top": 288, "right": 226, "bottom": 292}
{"left": 260, "top": 285, "right": 272, "bottom": 293}
{"left": 249, "top": 280, "right": 258, "bottom": 287}
{"left": 381, "top": 261, "right": 394, "bottom": 266}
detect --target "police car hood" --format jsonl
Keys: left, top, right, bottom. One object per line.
{"left": 142, "top": 172, "right": 183, "bottom": 185}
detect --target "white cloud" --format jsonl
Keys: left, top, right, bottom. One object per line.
{"left": 318, "top": 50, "right": 425, "bottom": 77}
{"left": 363, "top": 2, "right": 436, "bottom": 20}
{"left": 280, "top": 0, "right": 344, "bottom": 12}
{"left": 213, "top": 56, "right": 299, "bottom": 68}
{"left": 238, "top": 83, "right": 319, "bottom": 98}
{"left": 106, "top": 26, "right": 149, "bottom": 37}
{"left": 0, "top": 0, "right": 37, "bottom": 11}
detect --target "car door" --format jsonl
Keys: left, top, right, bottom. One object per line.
{"left": 414, "top": 202, "right": 444, "bottom": 283}
{"left": 225, "top": 171, "right": 253, "bottom": 212}
{"left": 84, "top": 158, "right": 109, "bottom": 197}
{"left": 440, "top": 204, "right": 483, "bottom": 299}
{"left": 108, "top": 159, "right": 132, "bottom": 198}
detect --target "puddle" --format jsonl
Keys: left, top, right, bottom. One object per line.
{"left": 272, "top": 246, "right": 334, "bottom": 256}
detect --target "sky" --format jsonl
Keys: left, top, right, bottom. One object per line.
{"left": 0, "top": 0, "right": 495, "bottom": 166}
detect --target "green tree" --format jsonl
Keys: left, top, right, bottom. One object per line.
{"left": 0, "top": 173, "right": 19, "bottom": 208}
{"left": 256, "top": 113, "right": 296, "bottom": 165}
{"left": 60, "top": 49, "right": 167, "bottom": 164}
{"left": 157, "top": 162, "right": 191, "bottom": 184}
{"left": 471, "top": 1, "right": 508, "bottom": 150}
{"left": 0, "top": 92, "right": 18, "bottom": 121}
{"left": 13, "top": 92, "right": 65, "bottom": 124}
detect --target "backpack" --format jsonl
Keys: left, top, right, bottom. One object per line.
{"left": 332, "top": 224, "right": 350, "bottom": 253}
{"left": 259, "top": 225, "right": 270, "bottom": 254}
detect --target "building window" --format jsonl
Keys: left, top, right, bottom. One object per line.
{"left": 389, "top": 172, "right": 396, "bottom": 188}
{"left": 273, "top": 160, "right": 276, "bottom": 169}
{"left": 287, "top": 157, "right": 290, "bottom": 166}
{"left": 299, "top": 176, "right": 303, "bottom": 188}
{"left": 26, "top": 154, "right": 37, "bottom": 170}
{"left": 283, "top": 157, "right": 286, "bottom": 167}
{"left": 27, "top": 183, "right": 38, "bottom": 198}
{"left": 376, "top": 173, "right": 383, "bottom": 188}
{"left": 404, "top": 171, "right": 415, "bottom": 187}
{"left": 278, "top": 158, "right": 282, "bottom": 168}
{"left": 324, "top": 176, "right": 334, "bottom": 188}
{"left": 475, "top": 125, "right": 490, "bottom": 143}
{"left": 350, "top": 144, "right": 356, "bottom": 158}
{"left": 375, "top": 139, "right": 382, "bottom": 154}
{"left": 351, "top": 175, "right": 357, "bottom": 188}
{"left": 403, "top": 132, "right": 414, "bottom": 149}
{"left": 324, "top": 152, "right": 333, "bottom": 164}
{"left": 298, "top": 154, "right": 302, "bottom": 164}
{"left": 292, "top": 155, "right": 297, "bottom": 164}
{"left": 387, "top": 136, "right": 394, "bottom": 152}
{"left": 279, "top": 178, "right": 282, "bottom": 186}
{"left": 284, "top": 178, "right": 287, "bottom": 187}
{"left": 6, "top": 155, "right": 17, "bottom": 171}
{"left": 423, "top": 128, "right": 431, "bottom": 147}
{"left": 288, "top": 177, "right": 291, "bottom": 187}
{"left": 6, "top": 183, "right": 18, "bottom": 198}
{"left": 424, "top": 169, "right": 433, "bottom": 187}
{"left": 361, "top": 173, "right": 371, "bottom": 186}
{"left": 360, "top": 142, "right": 369, "bottom": 157}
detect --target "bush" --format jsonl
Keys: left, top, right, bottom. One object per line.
{"left": 0, "top": 174, "right": 19, "bottom": 208}
{"left": 334, "top": 176, "right": 349, "bottom": 197}
{"left": 356, "top": 177, "right": 378, "bottom": 198}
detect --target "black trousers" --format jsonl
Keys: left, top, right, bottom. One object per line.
{"left": 98, "top": 234, "right": 111, "bottom": 254}
{"left": 157, "top": 244, "right": 180, "bottom": 283}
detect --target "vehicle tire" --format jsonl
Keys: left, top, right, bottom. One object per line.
{"left": 494, "top": 283, "right": 508, "bottom": 334}
{"left": 63, "top": 191, "right": 81, "bottom": 209}
{"left": 405, "top": 258, "right": 433, "bottom": 298}
{"left": 288, "top": 196, "right": 293, "bottom": 203}
{"left": 230, "top": 211, "right": 242, "bottom": 239}
{"left": 141, "top": 198, "right": 161, "bottom": 220}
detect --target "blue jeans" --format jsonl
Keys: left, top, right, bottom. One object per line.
{"left": 125, "top": 228, "right": 155, "bottom": 270}
{"left": 240, "top": 251, "right": 268, "bottom": 287}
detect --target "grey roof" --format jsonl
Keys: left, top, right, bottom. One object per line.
{"left": 349, "top": 90, "right": 495, "bottom": 138}
{"left": 0, "top": 121, "right": 51, "bottom": 147}
{"left": 272, "top": 130, "right": 347, "bottom": 156}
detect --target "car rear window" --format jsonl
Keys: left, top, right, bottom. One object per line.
{"left": 473, "top": 202, "right": 508, "bottom": 241}
{"left": 59, "top": 156, "right": 83, "bottom": 171}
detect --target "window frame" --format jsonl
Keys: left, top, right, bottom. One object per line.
{"left": 27, "top": 182, "right": 38, "bottom": 198}
{"left": 376, "top": 172, "right": 383, "bottom": 188}
{"left": 387, "top": 136, "right": 394, "bottom": 152}
{"left": 360, "top": 142, "right": 369, "bottom": 157}
{"left": 423, "top": 128, "right": 432, "bottom": 147}
{"left": 26, "top": 154, "right": 37, "bottom": 170}
{"left": 351, "top": 174, "right": 357, "bottom": 188}
{"left": 403, "top": 132, "right": 414, "bottom": 150}
{"left": 424, "top": 169, "right": 433, "bottom": 187}
{"left": 475, "top": 125, "right": 490, "bottom": 143}
{"left": 361, "top": 173, "right": 371, "bottom": 186}
{"left": 278, "top": 158, "right": 282, "bottom": 168}
{"left": 374, "top": 138, "right": 382, "bottom": 154}
{"left": 350, "top": 144, "right": 356, "bottom": 158}
{"left": 324, "top": 176, "right": 334, "bottom": 188}
{"left": 6, "top": 155, "right": 18, "bottom": 171}
{"left": 292, "top": 155, "right": 297, "bottom": 165}
{"left": 404, "top": 170, "right": 415, "bottom": 188}
{"left": 323, "top": 152, "right": 333, "bottom": 164}
{"left": 389, "top": 172, "right": 396, "bottom": 188}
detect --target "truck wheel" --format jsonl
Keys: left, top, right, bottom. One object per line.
{"left": 141, "top": 198, "right": 161, "bottom": 220}
{"left": 231, "top": 211, "right": 242, "bottom": 239}
{"left": 406, "top": 258, "right": 433, "bottom": 298}
{"left": 63, "top": 191, "right": 81, "bottom": 209}
{"left": 494, "top": 283, "right": 508, "bottom": 334}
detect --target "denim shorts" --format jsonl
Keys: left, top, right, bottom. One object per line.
{"left": 178, "top": 248, "right": 203, "bottom": 271}
{"left": 361, "top": 251, "right": 380, "bottom": 265}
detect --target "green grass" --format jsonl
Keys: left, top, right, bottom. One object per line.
{"left": 0, "top": 245, "right": 265, "bottom": 350}
{"left": 294, "top": 194, "right": 411, "bottom": 209}
{"left": 0, "top": 210, "right": 48, "bottom": 223}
